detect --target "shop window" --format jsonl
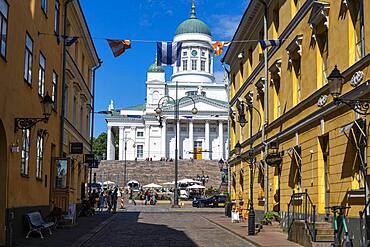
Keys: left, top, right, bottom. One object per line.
{"left": 55, "top": 159, "right": 68, "bottom": 188}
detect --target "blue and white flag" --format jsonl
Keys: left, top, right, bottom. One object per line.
{"left": 157, "top": 42, "right": 182, "bottom": 66}
{"left": 259, "top": 39, "right": 282, "bottom": 50}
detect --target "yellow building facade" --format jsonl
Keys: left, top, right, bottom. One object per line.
{"left": 0, "top": 0, "right": 98, "bottom": 245}
{"left": 224, "top": 0, "right": 370, "bottom": 244}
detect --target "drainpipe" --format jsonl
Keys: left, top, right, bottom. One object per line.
{"left": 89, "top": 60, "right": 103, "bottom": 194}
{"left": 59, "top": 0, "right": 74, "bottom": 157}
{"left": 360, "top": 0, "right": 365, "bottom": 57}
{"left": 260, "top": 0, "right": 269, "bottom": 214}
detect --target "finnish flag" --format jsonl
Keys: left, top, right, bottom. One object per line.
{"left": 157, "top": 42, "right": 182, "bottom": 66}
{"left": 259, "top": 39, "right": 282, "bottom": 50}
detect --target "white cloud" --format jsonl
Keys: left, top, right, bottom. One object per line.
{"left": 210, "top": 15, "right": 242, "bottom": 39}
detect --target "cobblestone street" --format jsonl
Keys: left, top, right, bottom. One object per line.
{"left": 80, "top": 206, "right": 255, "bottom": 247}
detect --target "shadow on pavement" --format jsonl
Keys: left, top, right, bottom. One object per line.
{"left": 81, "top": 212, "right": 198, "bottom": 247}
{"left": 13, "top": 212, "right": 112, "bottom": 247}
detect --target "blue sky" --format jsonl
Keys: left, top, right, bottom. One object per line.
{"left": 80, "top": 0, "right": 249, "bottom": 136}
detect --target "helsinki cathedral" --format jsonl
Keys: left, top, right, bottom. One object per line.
{"left": 105, "top": 2, "right": 229, "bottom": 161}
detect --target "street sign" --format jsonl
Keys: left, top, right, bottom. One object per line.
{"left": 84, "top": 154, "right": 95, "bottom": 164}
{"left": 70, "top": 142, "right": 83, "bottom": 154}
{"left": 88, "top": 160, "right": 100, "bottom": 169}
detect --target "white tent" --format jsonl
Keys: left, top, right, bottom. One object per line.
{"left": 103, "top": 181, "right": 115, "bottom": 185}
{"left": 178, "top": 178, "right": 200, "bottom": 184}
{"left": 143, "top": 183, "right": 162, "bottom": 188}
{"left": 187, "top": 184, "right": 205, "bottom": 189}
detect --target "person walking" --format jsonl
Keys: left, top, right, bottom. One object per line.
{"left": 144, "top": 189, "right": 150, "bottom": 205}
{"left": 112, "top": 188, "right": 118, "bottom": 213}
{"left": 129, "top": 187, "right": 136, "bottom": 206}
{"left": 107, "top": 190, "right": 112, "bottom": 212}
{"left": 99, "top": 191, "right": 105, "bottom": 212}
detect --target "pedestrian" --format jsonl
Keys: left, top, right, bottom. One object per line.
{"left": 107, "top": 190, "right": 112, "bottom": 212}
{"left": 129, "top": 187, "right": 136, "bottom": 205}
{"left": 98, "top": 191, "right": 105, "bottom": 212}
{"left": 112, "top": 187, "right": 118, "bottom": 213}
{"left": 144, "top": 189, "right": 150, "bottom": 205}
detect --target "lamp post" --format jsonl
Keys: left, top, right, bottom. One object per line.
{"left": 233, "top": 98, "right": 262, "bottom": 236}
{"left": 123, "top": 136, "right": 136, "bottom": 188}
{"left": 325, "top": 65, "right": 370, "bottom": 240}
{"left": 14, "top": 93, "right": 53, "bottom": 132}
{"left": 155, "top": 81, "right": 198, "bottom": 207}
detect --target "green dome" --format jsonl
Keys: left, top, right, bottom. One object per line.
{"left": 148, "top": 57, "right": 164, "bottom": 73}
{"left": 175, "top": 17, "right": 211, "bottom": 36}
{"left": 175, "top": 2, "right": 211, "bottom": 36}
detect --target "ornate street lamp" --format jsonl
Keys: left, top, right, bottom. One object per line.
{"left": 327, "top": 65, "right": 345, "bottom": 100}
{"left": 233, "top": 99, "right": 262, "bottom": 236}
{"left": 327, "top": 66, "right": 370, "bottom": 115}
{"left": 15, "top": 92, "right": 53, "bottom": 132}
{"left": 155, "top": 82, "right": 198, "bottom": 207}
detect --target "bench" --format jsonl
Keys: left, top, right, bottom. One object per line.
{"left": 25, "top": 212, "right": 55, "bottom": 239}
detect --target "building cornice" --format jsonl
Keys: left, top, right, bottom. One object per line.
{"left": 227, "top": 0, "right": 316, "bottom": 106}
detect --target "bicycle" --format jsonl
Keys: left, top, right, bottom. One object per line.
{"left": 325, "top": 205, "right": 353, "bottom": 247}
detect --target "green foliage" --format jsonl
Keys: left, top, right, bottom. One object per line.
{"left": 205, "top": 187, "right": 220, "bottom": 196}
{"left": 263, "top": 211, "right": 281, "bottom": 224}
{"left": 92, "top": 132, "right": 107, "bottom": 159}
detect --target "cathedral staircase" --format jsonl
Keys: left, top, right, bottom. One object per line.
{"left": 94, "top": 159, "right": 222, "bottom": 188}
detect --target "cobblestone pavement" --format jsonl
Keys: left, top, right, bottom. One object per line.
{"left": 81, "top": 205, "right": 256, "bottom": 247}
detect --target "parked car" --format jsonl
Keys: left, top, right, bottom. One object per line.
{"left": 193, "top": 195, "right": 227, "bottom": 208}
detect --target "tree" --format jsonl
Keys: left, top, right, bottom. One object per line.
{"left": 92, "top": 132, "right": 107, "bottom": 159}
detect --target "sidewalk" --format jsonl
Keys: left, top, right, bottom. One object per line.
{"left": 202, "top": 214, "right": 302, "bottom": 247}
{"left": 14, "top": 212, "right": 114, "bottom": 247}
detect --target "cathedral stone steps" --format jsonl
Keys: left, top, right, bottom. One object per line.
{"left": 94, "top": 160, "right": 223, "bottom": 189}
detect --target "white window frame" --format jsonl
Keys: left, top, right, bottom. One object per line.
{"left": 24, "top": 33, "right": 33, "bottom": 84}
{"left": 21, "top": 129, "right": 31, "bottom": 176}
{"left": 191, "top": 60, "right": 197, "bottom": 70}
{"left": 36, "top": 133, "right": 44, "bottom": 179}
{"left": 182, "top": 60, "right": 188, "bottom": 71}
{"left": 52, "top": 71, "right": 58, "bottom": 109}
{"left": 201, "top": 60, "right": 206, "bottom": 71}
{"left": 137, "top": 131, "right": 144, "bottom": 137}
{"left": 0, "top": 0, "right": 9, "bottom": 59}
{"left": 137, "top": 145, "right": 144, "bottom": 158}
{"left": 38, "top": 52, "right": 46, "bottom": 96}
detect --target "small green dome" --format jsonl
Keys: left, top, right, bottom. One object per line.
{"left": 175, "top": 1, "right": 211, "bottom": 36}
{"left": 148, "top": 56, "right": 164, "bottom": 73}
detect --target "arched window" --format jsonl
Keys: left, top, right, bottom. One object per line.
{"left": 152, "top": 91, "right": 159, "bottom": 104}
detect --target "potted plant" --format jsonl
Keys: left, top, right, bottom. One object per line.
{"left": 262, "top": 211, "right": 281, "bottom": 225}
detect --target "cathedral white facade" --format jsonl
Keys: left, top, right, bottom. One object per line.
{"left": 105, "top": 3, "right": 229, "bottom": 161}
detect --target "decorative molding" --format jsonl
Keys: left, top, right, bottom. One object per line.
{"left": 269, "top": 59, "right": 282, "bottom": 83}
{"left": 286, "top": 34, "right": 303, "bottom": 65}
{"left": 309, "top": 2, "right": 330, "bottom": 40}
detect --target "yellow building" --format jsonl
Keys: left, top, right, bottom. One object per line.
{"left": 50, "top": 0, "right": 100, "bottom": 216}
{"left": 224, "top": 0, "right": 369, "bottom": 245}
{"left": 0, "top": 0, "right": 99, "bottom": 245}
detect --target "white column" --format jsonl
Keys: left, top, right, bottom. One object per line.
{"left": 119, "top": 127, "right": 124, "bottom": 160}
{"left": 219, "top": 121, "right": 224, "bottom": 159}
{"left": 107, "top": 126, "right": 113, "bottom": 160}
{"left": 204, "top": 121, "right": 210, "bottom": 160}
{"left": 145, "top": 125, "right": 150, "bottom": 159}
{"left": 189, "top": 121, "right": 194, "bottom": 159}
{"left": 161, "top": 120, "right": 166, "bottom": 158}
{"left": 176, "top": 121, "right": 180, "bottom": 159}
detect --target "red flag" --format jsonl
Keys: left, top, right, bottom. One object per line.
{"left": 107, "top": 39, "right": 131, "bottom": 57}
{"left": 212, "top": 41, "right": 230, "bottom": 57}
